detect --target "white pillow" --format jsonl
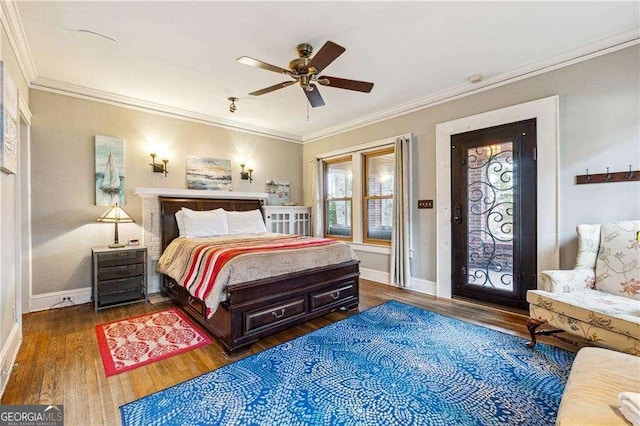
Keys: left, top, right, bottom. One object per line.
{"left": 175, "top": 210, "right": 186, "bottom": 237}
{"left": 226, "top": 209, "right": 267, "bottom": 234}
{"left": 181, "top": 208, "right": 229, "bottom": 238}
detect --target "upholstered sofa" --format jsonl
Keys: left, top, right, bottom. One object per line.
{"left": 526, "top": 220, "right": 640, "bottom": 355}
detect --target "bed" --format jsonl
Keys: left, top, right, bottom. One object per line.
{"left": 158, "top": 196, "right": 360, "bottom": 354}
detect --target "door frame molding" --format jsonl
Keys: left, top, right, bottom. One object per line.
{"left": 435, "top": 96, "right": 559, "bottom": 299}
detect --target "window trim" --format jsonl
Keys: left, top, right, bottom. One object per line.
{"left": 362, "top": 147, "right": 394, "bottom": 246}
{"left": 323, "top": 155, "right": 353, "bottom": 241}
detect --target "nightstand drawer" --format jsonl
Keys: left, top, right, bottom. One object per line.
{"left": 99, "top": 289, "right": 144, "bottom": 307}
{"left": 99, "top": 276, "right": 144, "bottom": 294}
{"left": 98, "top": 250, "right": 145, "bottom": 267}
{"left": 98, "top": 263, "right": 144, "bottom": 280}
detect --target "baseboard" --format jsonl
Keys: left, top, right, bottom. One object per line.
{"left": 410, "top": 277, "right": 437, "bottom": 296}
{"left": 29, "top": 287, "right": 92, "bottom": 312}
{"left": 360, "top": 268, "right": 437, "bottom": 296}
{"left": 29, "top": 286, "right": 161, "bottom": 311}
{"left": 0, "top": 322, "right": 22, "bottom": 398}
{"left": 360, "top": 267, "right": 391, "bottom": 285}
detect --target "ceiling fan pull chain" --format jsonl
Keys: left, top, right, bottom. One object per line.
{"left": 306, "top": 101, "right": 310, "bottom": 121}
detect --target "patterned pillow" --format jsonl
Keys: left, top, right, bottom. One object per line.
{"left": 594, "top": 221, "right": 640, "bottom": 300}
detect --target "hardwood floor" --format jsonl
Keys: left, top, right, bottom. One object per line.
{"left": 1, "top": 279, "right": 576, "bottom": 425}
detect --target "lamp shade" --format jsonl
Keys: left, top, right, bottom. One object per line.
{"left": 97, "top": 204, "right": 135, "bottom": 224}
{"left": 97, "top": 203, "right": 134, "bottom": 248}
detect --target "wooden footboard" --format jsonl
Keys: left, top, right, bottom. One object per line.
{"left": 161, "top": 260, "right": 359, "bottom": 354}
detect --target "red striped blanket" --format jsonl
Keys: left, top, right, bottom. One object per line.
{"left": 157, "top": 234, "right": 356, "bottom": 316}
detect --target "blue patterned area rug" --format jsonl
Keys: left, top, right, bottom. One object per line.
{"left": 120, "top": 300, "right": 574, "bottom": 425}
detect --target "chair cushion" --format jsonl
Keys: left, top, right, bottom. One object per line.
{"left": 527, "top": 289, "right": 640, "bottom": 337}
{"left": 595, "top": 221, "right": 640, "bottom": 300}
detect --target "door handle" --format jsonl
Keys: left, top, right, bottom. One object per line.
{"left": 453, "top": 204, "right": 463, "bottom": 224}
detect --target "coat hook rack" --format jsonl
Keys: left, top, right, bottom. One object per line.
{"left": 576, "top": 165, "right": 640, "bottom": 185}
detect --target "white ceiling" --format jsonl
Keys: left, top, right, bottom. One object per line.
{"left": 15, "top": 1, "right": 640, "bottom": 142}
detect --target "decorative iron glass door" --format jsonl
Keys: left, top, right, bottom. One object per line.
{"left": 451, "top": 119, "right": 536, "bottom": 309}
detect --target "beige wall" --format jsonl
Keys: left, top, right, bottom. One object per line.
{"left": 29, "top": 90, "right": 302, "bottom": 295}
{"left": 303, "top": 46, "right": 640, "bottom": 281}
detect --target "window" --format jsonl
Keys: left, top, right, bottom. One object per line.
{"left": 321, "top": 143, "right": 396, "bottom": 247}
{"left": 363, "top": 148, "right": 394, "bottom": 245}
{"left": 324, "top": 156, "right": 353, "bottom": 240}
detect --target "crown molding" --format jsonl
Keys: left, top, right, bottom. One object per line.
{"left": 31, "top": 77, "right": 303, "bottom": 144}
{"left": 302, "top": 29, "right": 640, "bottom": 143}
{"left": 0, "top": 1, "right": 38, "bottom": 84}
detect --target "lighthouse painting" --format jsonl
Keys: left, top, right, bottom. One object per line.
{"left": 95, "top": 135, "right": 125, "bottom": 206}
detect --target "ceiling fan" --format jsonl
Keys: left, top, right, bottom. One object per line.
{"left": 237, "top": 41, "right": 374, "bottom": 108}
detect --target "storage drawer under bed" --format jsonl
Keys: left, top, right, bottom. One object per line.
{"left": 310, "top": 282, "right": 357, "bottom": 312}
{"left": 244, "top": 298, "right": 306, "bottom": 335}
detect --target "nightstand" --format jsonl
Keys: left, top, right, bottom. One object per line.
{"left": 92, "top": 246, "right": 148, "bottom": 312}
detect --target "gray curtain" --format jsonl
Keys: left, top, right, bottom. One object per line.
{"left": 312, "top": 159, "right": 324, "bottom": 237}
{"left": 391, "top": 136, "right": 411, "bottom": 287}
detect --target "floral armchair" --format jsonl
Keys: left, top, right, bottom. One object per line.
{"left": 526, "top": 220, "right": 640, "bottom": 355}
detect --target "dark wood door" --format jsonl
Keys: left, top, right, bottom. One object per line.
{"left": 451, "top": 119, "right": 537, "bottom": 310}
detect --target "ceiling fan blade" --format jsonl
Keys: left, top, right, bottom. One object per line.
{"left": 318, "top": 76, "right": 374, "bottom": 93}
{"left": 237, "top": 56, "right": 290, "bottom": 75}
{"left": 304, "top": 84, "right": 325, "bottom": 108}
{"left": 249, "top": 80, "right": 297, "bottom": 96}
{"left": 308, "top": 41, "right": 345, "bottom": 73}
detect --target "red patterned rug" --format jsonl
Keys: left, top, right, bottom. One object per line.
{"left": 96, "top": 308, "right": 213, "bottom": 376}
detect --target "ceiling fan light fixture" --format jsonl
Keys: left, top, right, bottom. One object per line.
{"left": 237, "top": 40, "right": 374, "bottom": 108}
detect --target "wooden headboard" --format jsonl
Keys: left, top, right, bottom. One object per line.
{"left": 159, "top": 197, "right": 264, "bottom": 251}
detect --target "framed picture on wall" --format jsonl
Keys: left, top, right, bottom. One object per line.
{"left": 186, "top": 155, "right": 232, "bottom": 190}
{"left": 266, "top": 180, "right": 290, "bottom": 205}
{"left": 95, "top": 135, "right": 126, "bottom": 206}
{"left": 0, "top": 61, "right": 19, "bottom": 175}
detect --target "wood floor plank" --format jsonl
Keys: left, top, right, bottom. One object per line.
{"left": 1, "top": 280, "right": 577, "bottom": 425}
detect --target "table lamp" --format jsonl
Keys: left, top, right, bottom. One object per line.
{"left": 97, "top": 203, "right": 135, "bottom": 248}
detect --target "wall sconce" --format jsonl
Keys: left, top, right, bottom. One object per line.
{"left": 228, "top": 97, "right": 238, "bottom": 113}
{"left": 149, "top": 153, "right": 169, "bottom": 177}
{"left": 240, "top": 163, "right": 253, "bottom": 183}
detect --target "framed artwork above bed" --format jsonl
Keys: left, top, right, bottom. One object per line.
{"left": 186, "top": 156, "right": 232, "bottom": 191}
